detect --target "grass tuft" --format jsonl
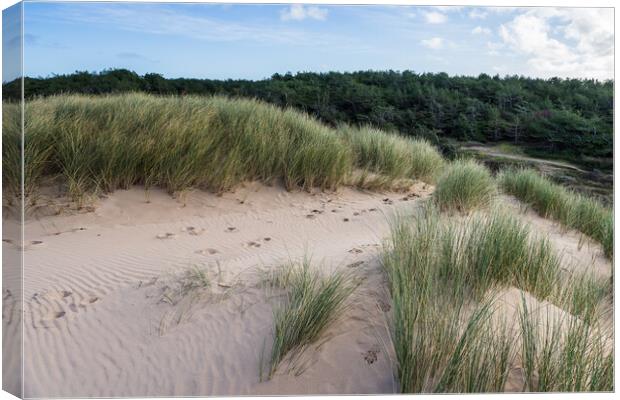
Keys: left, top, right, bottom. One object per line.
{"left": 433, "top": 159, "right": 496, "bottom": 213}
{"left": 266, "top": 260, "right": 356, "bottom": 379}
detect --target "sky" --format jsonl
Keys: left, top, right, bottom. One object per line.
{"left": 1, "top": 2, "right": 615, "bottom": 82}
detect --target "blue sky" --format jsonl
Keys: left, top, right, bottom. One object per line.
{"left": 2, "top": 2, "right": 614, "bottom": 82}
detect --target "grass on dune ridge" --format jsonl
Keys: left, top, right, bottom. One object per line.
{"left": 2, "top": 93, "right": 445, "bottom": 201}
{"left": 498, "top": 168, "right": 613, "bottom": 258}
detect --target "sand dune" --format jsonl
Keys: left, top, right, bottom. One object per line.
{"left": 2, "top": 182, "right": 610, "bottom": 397}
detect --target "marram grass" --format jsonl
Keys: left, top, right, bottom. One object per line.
{"left": 339, "top": 124, "right": 445, "bottom": 184}
{"left": 518, "top": 296, "right": 613, "bottom": 392}
{"left": 382, "top": 204, "right": 612, "bottom": 393}
{"left": 265, "top": 260, "right": 356, "bottom": 379}
{"left": 433, "top": 159, "right": 496, "bottom": 213}
{"left": 2, "top": 93, "right": 445, "bottom": 200}
{"left": 383, "top": 206, "right": 517, "bottom": 393}
{"left": 498, "top": 168, "right": 613, "bottom": 258}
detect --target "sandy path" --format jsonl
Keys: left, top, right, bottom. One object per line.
{"left": 2, "top": 183, "right": 611, "bottom": 397}
{"left": 461, "top": 145, "right": 586, "bottom": 172}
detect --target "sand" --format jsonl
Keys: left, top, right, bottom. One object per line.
{"left": 1, "top": 183, "right": 611, "bottom": 397}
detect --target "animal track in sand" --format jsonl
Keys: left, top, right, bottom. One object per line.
{"left": 400, "top": 192, "right": 420, "bottom": 201}
{"left": 156, "top": 232, "right": 176, "bottom": 240}
{"left": 306, "top": 209, "right": 325, "bottom": 219}
{"left": 195, "top": 248, "right": 219, "bottom": 255}
{"left": 3, "top": 239, "right": 45, "bottom": 250}
{"left": 30, "top": 289, "right": 102, "bottom": 328}
{"left": 226, "top": 227, "right": 238, "bottom": 233}
{"left": 348, "top": 248, "right": 363, "bottom": 254}
{"left": 182, "top": 226, "right": 205, "bottom": 236}
{"left": 247, "top": 236, "right": 273, "bottom": 248}
{"left": 346, "top": 261, "right": 364, "bottom": 268}
{"left": 362, "top": 349, "right": 380, "bottom": 365}
{"left": 343, "top": 218, "right": 350, "bottom": 222}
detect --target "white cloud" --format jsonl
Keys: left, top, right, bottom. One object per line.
{"left": 499, "top": 8, "right": 613, "bottom": 79}
{"left": 472, "top": 26, "right": 491, "bottom": 35}
{"left": 469, "top": 9, "right": 488, "bottom": 19}
{"left": 43, "top": 4, "right": 360, "bottom": 50}
{"left": 421, "top": 37, "right": 444, "bottom": 49}
{"left": 423, "top": 11, "right": 447, "bottom": 24}
{"left": 486, "top": 41, "right": 504, "bottom": 55}
{"left": 280, "top": 4, "right": 328, "bottom": 21}
{"left": 433, "top": 6, "right": 463, "bottom": 12}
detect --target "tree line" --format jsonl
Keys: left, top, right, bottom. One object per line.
{"left": 3, "top": 69, "right": 613, "bottom": 165}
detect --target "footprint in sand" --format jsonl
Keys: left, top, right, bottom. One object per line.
{"left": 306, "top": 214, "right": 316, "bottom": 219}
{"left": 226, "top": 227, "right": 238, "bottom": 233}
{"left": 182, "top": 226, "right": 205, "bottom": 236}
{"left": 33, "top": 290, "right": 102, "bottom": 327}
{"left": 343, "top": 218, "right": 350, "bottom": 222}
{"left": 363, "top": 349, "right": 380, "bottom": 365}
{"left": 263, "top": 237, "right": 272, "bottom": 242}
{"left": 16, "top": 240, "right": 46, "bottom": 251}
{"left": 346, "top": 261, "right": 364, "bottom": 268}
{"left": 156, "top": 232, "right": 176, "bottom": 240}
{"left": 348, "top": 248, "right": 363, "bottom": 254}
{"left": 195, "top": 248, "right": 219, "bottom": 255}
{"left": 382, "top": 198, "right": 394, "bottom": 205}
{"left": 247, "top": 241, "right": 262, "bottom": 248}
